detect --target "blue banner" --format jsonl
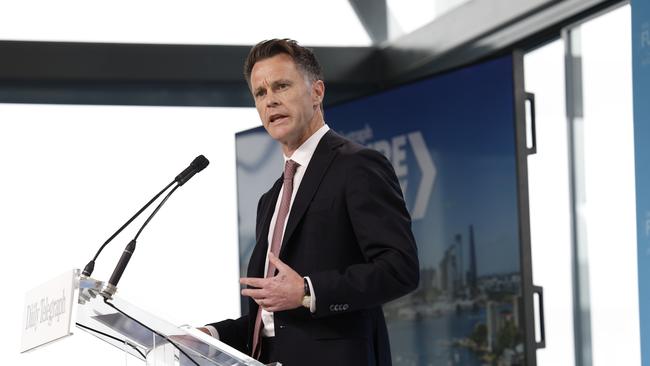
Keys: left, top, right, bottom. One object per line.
{"left": 633, "top": 0, "right": 650, "bottom": 364}
{"left": 326, "top": 55, "right": 522, "bottom": 366}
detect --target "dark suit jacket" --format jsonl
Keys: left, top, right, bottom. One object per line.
{"left": 209, "top": 130, "right": 419, "bottom": 366}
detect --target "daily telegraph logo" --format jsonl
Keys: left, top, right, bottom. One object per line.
{"left": 343, "top": 125, "right": 437, "bottom": 220}
{"left": 24, "top": 290, "right": 67, "bottom": 331}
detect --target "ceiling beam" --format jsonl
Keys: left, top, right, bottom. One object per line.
{"left": 0, "top": 41, "right": 381, "bottom": 106}
{"left": 348, "top": 0, "right": 388, "bottom": 44}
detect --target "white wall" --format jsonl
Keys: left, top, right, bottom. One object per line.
{"left": 0, "top": 104, "right": 260, "bottom": 365}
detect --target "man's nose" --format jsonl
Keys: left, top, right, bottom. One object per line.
{"left": 266, "top": 91, "right": 280, "bottom": 107}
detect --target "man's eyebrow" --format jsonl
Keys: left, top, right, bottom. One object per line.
{"left": 253, "top": 86, "right": 265, "bottom": 95}
{"left": 272, "top": 79, "right": 293, "bottom": 87}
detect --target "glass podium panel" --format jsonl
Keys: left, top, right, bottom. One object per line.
{"left": 76, "top": 276, "right": 272, "bottom": 366}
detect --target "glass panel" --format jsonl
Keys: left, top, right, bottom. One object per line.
{"left": 76, "top": 278, "right": 264, "bottom": 366}
{"left": 577, "top": 5, "right": 641, "bottom": 366}
{"left": 524, "top": 39, "right": 576, "bottom": 366}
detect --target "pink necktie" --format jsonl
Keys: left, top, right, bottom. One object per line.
{"left": 251, "top": 159, "right": 299, "bottom": 359}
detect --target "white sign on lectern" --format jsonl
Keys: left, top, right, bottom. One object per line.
{"left": 21, "top": 269, "right": 78, "bottom": 352}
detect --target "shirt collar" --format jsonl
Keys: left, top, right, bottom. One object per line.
{"left": 284, "top": 123, "right": 330, "bottom": 168}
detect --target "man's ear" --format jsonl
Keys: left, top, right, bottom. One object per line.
{"left": 312, "top": 80, "right": 325, "bottom": 106}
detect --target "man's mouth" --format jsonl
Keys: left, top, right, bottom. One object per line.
{"left": 269, "top": 114, "right": 288, "bottom": 124}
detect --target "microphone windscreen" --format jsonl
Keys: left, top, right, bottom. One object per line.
{"left": 191, "top": 155, "right": 210, "bottom": 172}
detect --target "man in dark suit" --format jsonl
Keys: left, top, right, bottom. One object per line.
{"left": 202, "top": 39, "right": 419, "bottom": 366}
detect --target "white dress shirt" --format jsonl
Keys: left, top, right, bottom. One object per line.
{"left": 261, "top": 123, "right": 329, "bottom": 337}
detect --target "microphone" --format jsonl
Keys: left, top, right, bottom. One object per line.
{"left": 175, "top": 155, "right": 210, "bottom": 186}
{"left": 100, "top": 155, "right": 209, "bottom": 299}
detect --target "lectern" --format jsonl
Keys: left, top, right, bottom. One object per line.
{"left": 23, "top": 270, "right": 277, "bottom": 366}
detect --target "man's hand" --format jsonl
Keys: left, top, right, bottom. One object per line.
{"left": 240, "top": 252, "right": 304, "bottom": 312}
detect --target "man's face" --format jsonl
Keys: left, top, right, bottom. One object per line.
{"left": 250, "top": 53, "right": 324, "bottom": 153}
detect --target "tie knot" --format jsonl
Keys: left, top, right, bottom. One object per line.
{"left": 284, "top": 159, "right": 299, "bottom": 180}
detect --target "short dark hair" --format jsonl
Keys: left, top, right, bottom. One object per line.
{"left": 243, "top": 39, "right": 323, "bottom": 85}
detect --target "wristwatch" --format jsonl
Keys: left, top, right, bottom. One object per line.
{"left": 302, "top": 278, "right": 311, "bottom": 309}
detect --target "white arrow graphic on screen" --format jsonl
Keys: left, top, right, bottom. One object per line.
{"left": 408, "top": 131, "right": 436, "bottom": 220}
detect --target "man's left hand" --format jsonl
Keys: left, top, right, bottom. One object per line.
{"left": 240, "top": 252, "right": 304, "bottom": 312}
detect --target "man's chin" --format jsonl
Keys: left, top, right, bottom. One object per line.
{"left": 267, "top": 126, "right": 292, "bottom": 142}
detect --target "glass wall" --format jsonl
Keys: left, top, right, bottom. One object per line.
{"left": 525, "top": 4, "right": 640, "bottom": 365}
{"left": 576, "top": 5, "right": 639, "bottom": 366}
{"left": 524, "top": 39, "right": 575, "bottom": 366}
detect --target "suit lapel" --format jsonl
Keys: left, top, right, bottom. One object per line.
{"left": 279, "top": 131, "right": 343, "bottom": 257}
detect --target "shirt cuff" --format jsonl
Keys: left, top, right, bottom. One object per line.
{"left": 304, "top": 276, "right": 316, "bottom": 313}
{"left": 205, "top": 325, "right": 220, "bottom": 339}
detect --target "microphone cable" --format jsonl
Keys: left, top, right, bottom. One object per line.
{"left": 75, "top": 322, "right": 146, "bottom": 359}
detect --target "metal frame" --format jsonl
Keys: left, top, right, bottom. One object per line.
{"left": 0, "top": 42, "right": 381, "bottom": 106}
{"left": 513, "top": 50, "right": 541, "bottom": 366}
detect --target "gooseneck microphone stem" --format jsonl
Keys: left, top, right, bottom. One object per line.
{"left": 134, "top": 184, "right": 180, "bottom": 241}
{"left": 82, "top": 181, "right": 176, "bottom": 277}
{"left": 102, "top": 183, "right": 181, "bottom": 298}
{"left": 81, "top": 155, "right": 209, "bottom": 278}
